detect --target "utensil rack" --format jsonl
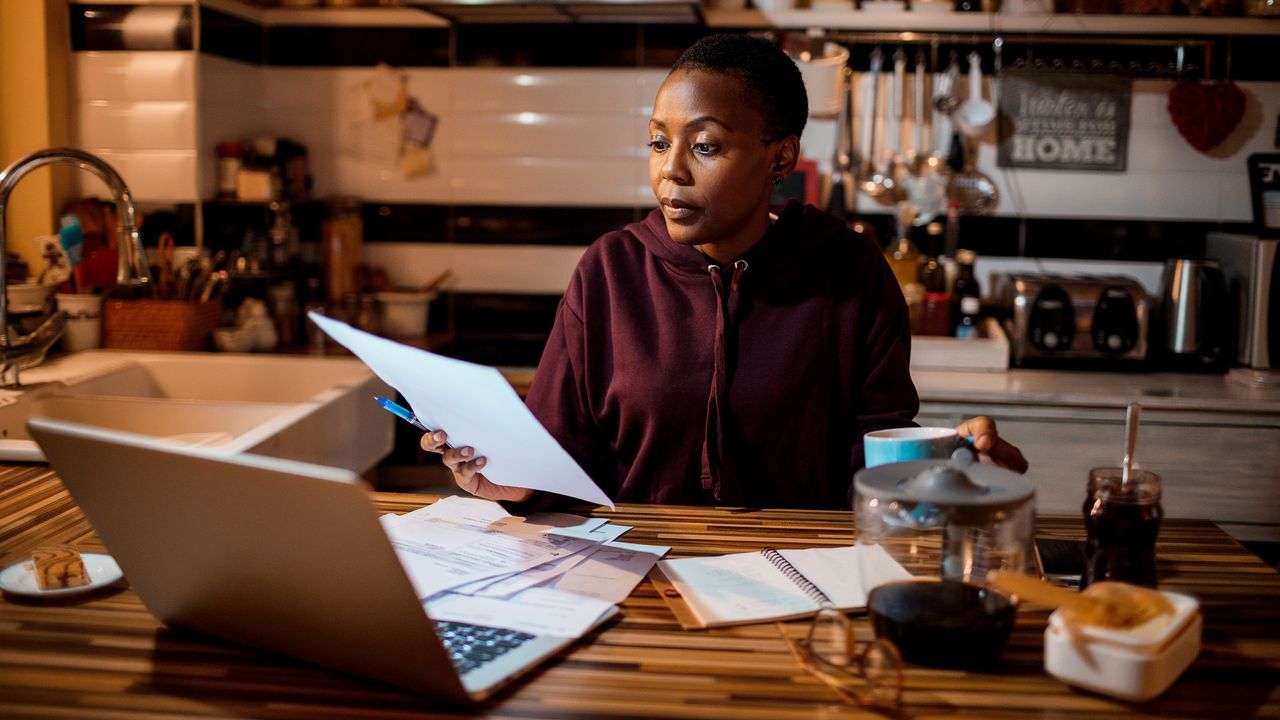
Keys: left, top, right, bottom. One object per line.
{"left": 816, "top": 30, "right": 1217, "bottom": 78}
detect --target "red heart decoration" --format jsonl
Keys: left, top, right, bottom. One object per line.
{"left": 1167, "top": 80, "right": 1246, "bottom": 153}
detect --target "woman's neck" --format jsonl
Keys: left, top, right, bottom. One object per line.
{"left": 695, "top": 211, "right": 775, "bottom": 265}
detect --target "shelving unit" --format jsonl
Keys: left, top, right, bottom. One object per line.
{"left": 704, "top": 9, "right": 1280, "bottom": 34}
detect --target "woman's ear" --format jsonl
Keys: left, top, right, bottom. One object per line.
{"left": 772, "top": 136, "right": 801, "bottom": 177}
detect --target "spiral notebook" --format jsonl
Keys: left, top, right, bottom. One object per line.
{"left": 650, "top": 545, "right": 912, "bottom": 629}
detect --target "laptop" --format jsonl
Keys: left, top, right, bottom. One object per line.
{"left": 28, "top": 417, "right": 617, "bottom": 702}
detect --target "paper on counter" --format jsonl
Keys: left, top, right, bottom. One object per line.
{"left": 470, "top": 522, "right": 632, "bottom": 598}
{"left": 427, "top": 587, "right": 615, "bottom": 638}
{"left": 309, "top": 312, "right": 614, "bottom": 509}
{"left": 385, "top": 505, "right": 599, "bottom": 599}
{"left": 546, "top": 540, "right": 670, "bottom": 604}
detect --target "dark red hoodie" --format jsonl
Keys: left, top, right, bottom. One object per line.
{"left": 525, "top": 200, "right": 919, "bottom": 509}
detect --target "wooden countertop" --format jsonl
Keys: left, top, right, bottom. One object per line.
{"left": 3, "top": 463, "right": 1279, "bottom": 718}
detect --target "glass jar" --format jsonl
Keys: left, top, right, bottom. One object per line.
{"left": 1082, "top": 467, "right": 1163, "bottom": 589}
{"left": 323, "top": 199, "right": 364, "bottom": 304}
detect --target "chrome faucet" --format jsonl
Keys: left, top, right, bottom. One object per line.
{"left": 0, "top": 148, "right": 152, "bottom": 385}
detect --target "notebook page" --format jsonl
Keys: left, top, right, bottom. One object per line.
{"left": 657, "top": 552, "right": 820, "bottom": 627}
{"left": 778, "top": 545, "right": 913, "bottom": 611}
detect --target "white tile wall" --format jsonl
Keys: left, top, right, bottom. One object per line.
{"left": 70, "top": 51, "right": 200, "bottom": 201}
{"left": 257, "top": 66, "right": 662, "bottom": 205}
{"left": 364, "top": 242, "right": 586, "bottom": 295}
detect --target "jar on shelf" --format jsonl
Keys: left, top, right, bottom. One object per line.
{"left": 215, "top": 142, "right": 245, "bottom": 200}
{"left": 322, "top": 199, "right": 364, "bottom": 305}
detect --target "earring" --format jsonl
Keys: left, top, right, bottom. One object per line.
{"left": 771, "top": 175, "right": 784, "bottom": 186}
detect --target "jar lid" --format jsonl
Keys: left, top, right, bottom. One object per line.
{"left": 855, "top": 450, "right": 1034, "bottom": 512}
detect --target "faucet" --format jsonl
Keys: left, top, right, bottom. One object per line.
{"left": 0, "top": 148, "right": 153, "bottom": 385}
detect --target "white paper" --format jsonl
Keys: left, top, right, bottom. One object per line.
{"left": 547, "top": 541, "right": 669, "bottom": 604}
{"left": 310, "top": 312, "right": 614, "bottom": 508}
{"left": 427, "top": 587, "right": 615, "bottom": 638}
{"left": 778, "top": 544, "right": 911, "bottom": 609}
{"left": 658, "top": 552, "right": 818, "bottom": 626}
{"left": 657, "top": 545, "right": 912, "bottom": 627}
{"left": 464, "top": 522, "right": 629, "bottom": 597}
{"left": 386, "top": 507, "right": 599, "bottom": 599}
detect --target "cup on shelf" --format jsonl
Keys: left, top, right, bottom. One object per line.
{"left": 55, "top": 293, "right": 104, "bottom": 352}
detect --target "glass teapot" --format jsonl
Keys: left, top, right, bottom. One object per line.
{"left": 854, "top": 450, "right": 1035, "bottom": 584}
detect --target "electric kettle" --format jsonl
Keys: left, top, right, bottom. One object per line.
{"left": 1159, "top": 258, "right": 1228, "bottom": 372}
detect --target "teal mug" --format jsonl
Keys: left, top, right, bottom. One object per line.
{"left": 864, "top": 427, "right": 973, "bottom": 468}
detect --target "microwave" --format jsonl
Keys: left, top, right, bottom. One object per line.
{"left": 1206, "top": 232, "right": 1280, "bottom": 369}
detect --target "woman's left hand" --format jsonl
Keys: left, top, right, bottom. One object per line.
{"left": 956, "top": 416, "right": 1028, "bottom": 473}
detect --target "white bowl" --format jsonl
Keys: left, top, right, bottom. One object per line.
{"left": 7, "top": 283, "right": 56, "bottom": 313}
{"left": 375, "top": 291, "right": 436, "bottom": 337}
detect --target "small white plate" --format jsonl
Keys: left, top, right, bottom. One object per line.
{"left": 0, "top": 553, "right": 124, "bottom": 598}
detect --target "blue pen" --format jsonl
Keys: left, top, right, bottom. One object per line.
{"left": 374, "top": 396, "right": 435, "bottom": 435}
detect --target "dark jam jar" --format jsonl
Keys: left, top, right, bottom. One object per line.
{"left": 1081, "top": 467, "right": 1163, "bottom": 589}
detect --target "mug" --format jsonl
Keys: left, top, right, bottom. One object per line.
{"left": 864, "top": 426, "right": 969, "bottom": 468}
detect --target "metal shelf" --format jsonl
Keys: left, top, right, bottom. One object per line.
{"left": 704, "top": 9, "right": 1280, "bottom": 36}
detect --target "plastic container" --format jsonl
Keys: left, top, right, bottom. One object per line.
{"left": 792, "top": 43, "right": 850, "bottom": 118}
{"left": 376, "top": 291, "right": 436, "bottom": 337}
{"left": 1044, "top": 590, "right": 1201, "bottom": 701}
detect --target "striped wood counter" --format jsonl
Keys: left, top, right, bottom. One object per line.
{"left": 2, "top": 463, "right": 1279, "bottom": 719}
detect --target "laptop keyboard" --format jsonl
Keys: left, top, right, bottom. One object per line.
{"left": 434, "top": 620, "right": 536, "bottom": 676}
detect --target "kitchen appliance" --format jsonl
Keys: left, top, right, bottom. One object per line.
{"left": 1003, "top": 273, "right": 1150, "bottom": 369}
{"left": 1206, "top": 232, "right": 1279, "bottom": 369}
{"left": 854, "top": 450, "right": 1035, "bottom": 586}
{"left": 1157, "top": 258, "right": 1228, "bottom": 372}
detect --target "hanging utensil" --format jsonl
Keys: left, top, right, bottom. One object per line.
{"left": 954, "top": 51, "right": 996, "bottom": 138}
{"left": 826, "top": 67, "right": 853, "bottom": 221}
{"left": 884, "top": 47, "right": 909, "bottom": 204}
{"left": 157, "top": 232, "right": 175, "bottom": 300}
{"left": 857, "top": 48, "right": 889, "bottom": 200}
{"left": 948, "top": 134, "right": 999, "bottom": 215}
{"left": 932, "top": 50, "right": 961, "bottom": 116}
{"left": 911, "top": 49, "right": 927, "bottom": 174}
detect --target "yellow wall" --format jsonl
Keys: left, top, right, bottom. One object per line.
{"left": 0, "top": 0, "right": 71, "bottom": 273}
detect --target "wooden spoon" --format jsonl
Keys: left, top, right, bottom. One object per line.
{"left": 987, "top": 571, "right": 1176, "bottom": 629}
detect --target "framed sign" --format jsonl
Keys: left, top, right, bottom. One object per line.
{"left": 1248, "top": 153, "right": 1280, "bottom": 236}
{"left": 997, "top": 72, "right": 1131, "bottom": 172}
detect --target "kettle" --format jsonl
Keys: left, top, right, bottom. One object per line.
{"left": 1159, "top": 258, "right": 1228, "bottom": 372}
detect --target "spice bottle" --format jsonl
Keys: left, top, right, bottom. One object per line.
{"left": 215, "top": 142, "right": 245, "bottom": 200}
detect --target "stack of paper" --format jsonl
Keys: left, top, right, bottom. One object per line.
{"left": 382, "top": 496, "right": 668, "bottom": 637}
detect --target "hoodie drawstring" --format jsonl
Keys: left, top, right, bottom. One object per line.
{"left": 700, "top": 259, "right": 747, "bottom": 502}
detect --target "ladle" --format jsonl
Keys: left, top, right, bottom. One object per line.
{"left": 954, "top": 51, "right": 996, "bottom": 138}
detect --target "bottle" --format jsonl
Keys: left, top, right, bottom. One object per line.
{"left": 884, "top": 202, "right": 921, "bottom": 289}
{"left": 1082, "top": 467, "right": 1163, "bottom": 589}
{"left": 951, "top": 249, "right": 980, "bottom": 338}
{"left": 914, "top": 222, "right": 949, "bottom": 336}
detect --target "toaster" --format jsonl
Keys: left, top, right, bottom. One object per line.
{"left": 1002, "top": 273, "right": 1150, "bottom": 369}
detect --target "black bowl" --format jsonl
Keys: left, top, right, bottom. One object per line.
{"left": 867, "top": 579, "right": 1017, "bottom": 669}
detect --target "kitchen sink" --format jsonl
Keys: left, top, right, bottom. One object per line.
{"left": 0, "top": 350, "right": 393, "bottom": 472}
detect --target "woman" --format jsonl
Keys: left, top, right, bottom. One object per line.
{"left": 425, "top": 33, "right": 1026, "bottom": 509}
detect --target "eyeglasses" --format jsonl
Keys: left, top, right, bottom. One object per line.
{"left": 779, "top": 607, "right": 903, "bottom": 709}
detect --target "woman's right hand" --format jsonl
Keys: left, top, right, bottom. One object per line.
{"left": 420, "top": 430, "right": 534, "bottom": 503}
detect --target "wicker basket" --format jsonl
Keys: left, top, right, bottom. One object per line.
{"left": 102, "top": 299, "right": 223, "bottom": 351}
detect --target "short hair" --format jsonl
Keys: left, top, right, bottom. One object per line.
{"left": 669, "top": 33, "right": 808, "bottom": 143}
